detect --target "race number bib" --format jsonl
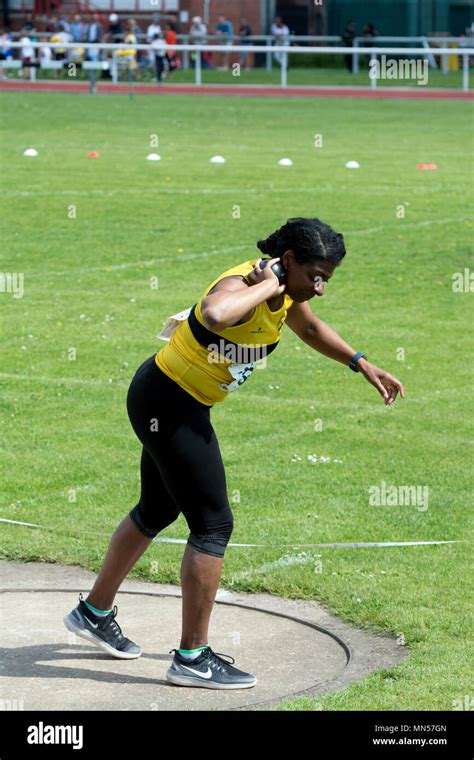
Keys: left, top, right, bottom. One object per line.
{"left": 219, "top": 362, "right": 256, "bottom": 393}
{"left": 158, "top": 307, "right": 192, "bottom": 341}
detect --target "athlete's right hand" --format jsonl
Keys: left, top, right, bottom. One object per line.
{"left": 248, "top": 258, "right": 286, "bottom": 296}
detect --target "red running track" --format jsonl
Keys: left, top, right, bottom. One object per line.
{"left": 1, "top": 80, "right": 473, "bottom": 99}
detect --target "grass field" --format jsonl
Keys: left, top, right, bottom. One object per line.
{"left": 0, "top": 91, "right": 473, "bottom": 711}
{"left": 5, "top": 65, "right": 469, "bottom": 89}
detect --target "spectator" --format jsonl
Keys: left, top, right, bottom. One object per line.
{"left": 50, "top": 24, "right": 68, "bottom": 76}
{"left": 59, "top": 23, "right": 72, "bottom": 59}
{"left": 151, "top": 31, "right": 166, "bottom": 83}
{"left": 85, "top": 12, "right": 103, "bottom": 62}
{"left": 341, "top": 21, "right": 356, "bottom": 72}
{"left": 0, "top": 29, "right": 13, "bottom": 80}
{"left": 146, "top": 13, "right": 161, "bottom": 67}
{"left": 58, "top": 14, "right": 71, "bottom": 34}
{"left": 271, "top": 16, "right": 290, "bottom": 65}
{"left": 168, "top": 14, "right": 181, "bottom": 35}
{"left": 22, "top": 13, "right": 35, "bottom": 32}
{"left": 38, "top": 35, "right": 52, "bottom": 68}
{"left": 46, "top": 14, "right": 59, "bottom": 33}
{"left": 238, "top": 16, "right": 252, "bottom": 70}
{"left": 19, "top": 30, "right": 35, "bottom": 80}
{"left": 116, "top": 18, "right": 137, "bottom": 76}
{"left": 362, "top": 22, "right": 378, "bottom": 67}
{"left": 215, "top": 14, "right": 233, "bottom": 71}
{"left": 147, "top": 13, "right": 161, "bottom": 42}
{"left": 189, "top": 15, "right": 208, "bottom": 69}
{"left": 71, "top": 14, "right": 84, "bottom": 43}
{"left": 130, "top": 17, "right": 144, "bottom": 66}
{"left": 164, "top": 21, "right": 178, "bottom": 75}
{"left": 108, "top": 13, "right": 123, "bottom": 44}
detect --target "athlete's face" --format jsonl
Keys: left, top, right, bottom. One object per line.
{"left": 281, "top": 250, "right": 337, "bottom": 302}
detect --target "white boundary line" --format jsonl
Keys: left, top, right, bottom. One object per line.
{"left": 24, "top": 244, "right": 249, "bottom": 278}
{"left": 0, "top": 372, "right": 126, "bottom": 387}
{"left": 0, "top": 517, "right": 462, "bottom": 550}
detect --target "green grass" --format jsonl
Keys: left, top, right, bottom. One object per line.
{"left": 5, "top": 65, "right": 469, "bottom": 89}
{"left": 0, "top": 92, "right": 473, "bottom": 711}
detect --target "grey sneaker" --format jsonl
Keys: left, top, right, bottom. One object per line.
{"left": 63, "top": 592, "right": 142, "bottom": 659}
{"left": 166, "top": 645, "right": 257, "bottom": 689}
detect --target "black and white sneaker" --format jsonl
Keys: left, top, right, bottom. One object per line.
{"left": 63, "top": 592, "right": 142, "bottom": 659}
{"left": 166, "top": 646, "right": 257, "bottom": 689}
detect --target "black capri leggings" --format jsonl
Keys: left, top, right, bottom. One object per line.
{"left": 126, "top": 354, "right": 234, "bottom": 558}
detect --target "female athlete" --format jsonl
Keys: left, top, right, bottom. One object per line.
{"left": 64, "top": 217, "right": 404, "bottom": 690}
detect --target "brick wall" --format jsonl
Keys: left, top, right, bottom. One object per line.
{"left": 179, "top": 0, "right": 262, "bottom": 68}
{"left": 181, "top": 0, "right": 262, "bottom": 35}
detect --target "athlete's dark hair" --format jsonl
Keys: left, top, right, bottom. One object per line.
{"left": 257, "top": 217, "right": 346, "bottom": 266}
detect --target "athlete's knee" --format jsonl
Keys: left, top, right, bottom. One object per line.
{"left": 187, "top": 511, "right": 234, "bottom": 558}
{"left": 128, "top": 502, "right": 180, "bottom": 540}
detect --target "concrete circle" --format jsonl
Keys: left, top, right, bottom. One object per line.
{"left": 0, "top": 560, "right": 409, "bottom": 711}
{"left": 1, "top": 589, "right": 350, "bottom": 711}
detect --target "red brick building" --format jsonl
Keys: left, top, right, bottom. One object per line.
{"left": 5, "top": 0, "right": 325, "bottom": 37}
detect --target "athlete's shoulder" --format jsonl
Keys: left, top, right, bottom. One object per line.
{"left": 202, "top": 258, "right": 257, "bottom": 292}
{"left": 214, "top": 258, "right": 258, "bottom": 279}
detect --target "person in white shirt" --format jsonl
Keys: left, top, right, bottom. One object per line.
{"left": 147, "top": 14, "right": 162, "bottom": 41}
{"left": 146, "top": 14, "right": 162, "bottom": 66}
{"left": 271, "top": 16, "right": 290, "bottom": 65}
{"left": 20, "top": 35, "right": 34, "bottom": 60}
{"left": 39, "top": 36, "right": 52, "bottom": 67}
{"left": 20, "top": 35, "right": 35, "bottom": 79}
{"left": 151, "top": 32, "right": 166, "bottom": 83}
{"left": 190, "top": 15, "right": 206, "bottom": 43}
{"left": 190, "top": 16, "right": 207, "bottom": 68}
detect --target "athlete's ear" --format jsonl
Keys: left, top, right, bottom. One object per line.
{"left": 281, "top": 249, "right": 294, "bottom": 268}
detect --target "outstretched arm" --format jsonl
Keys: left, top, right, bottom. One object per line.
{"left": 285, "top": 301, "right": 405, "bottom": 406}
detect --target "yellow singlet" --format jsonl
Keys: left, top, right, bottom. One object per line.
{"left": 155, "top": 258, "right": 294, "bottom": 406}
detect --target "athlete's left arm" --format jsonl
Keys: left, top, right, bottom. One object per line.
{"left": 285, "top": 301, "right": 405, "bottom": 406}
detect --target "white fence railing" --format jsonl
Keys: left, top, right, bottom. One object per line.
{"left": 5, "top": 33, "right": 473, "bottom": 73}
{"left": 2, "top": 42, "right": 473, "bottom": 92}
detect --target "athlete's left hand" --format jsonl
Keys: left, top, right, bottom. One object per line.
{"left": 357, "top": 359, "right": 405, "bottom": 405}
